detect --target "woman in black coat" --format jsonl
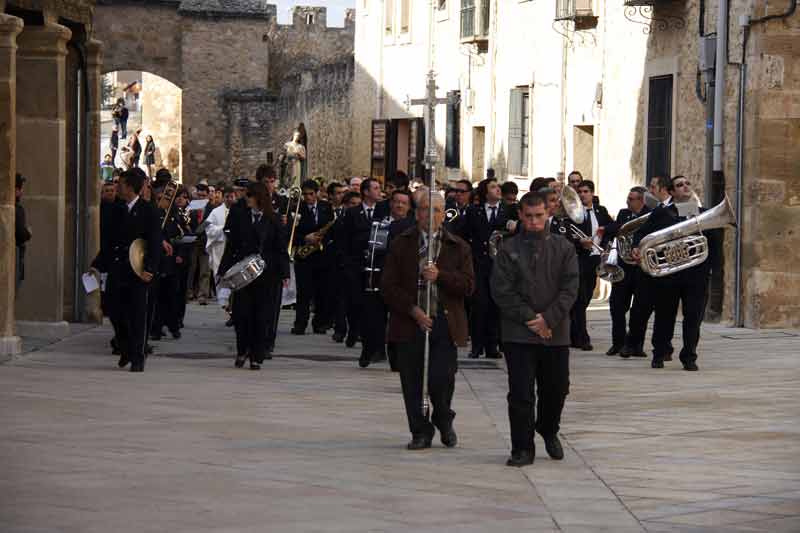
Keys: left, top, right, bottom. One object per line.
{"left": 218, "top": 182, "right": 290, "bottom": 370}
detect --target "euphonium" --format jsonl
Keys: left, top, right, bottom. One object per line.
{"left": 617, "top": 213, "right": 652, "bottom": 265}
{"left": 638, "top": 196, "right": 735, "bottom": 277}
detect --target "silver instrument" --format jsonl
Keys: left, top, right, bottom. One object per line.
{"left": 560, "top": 185, "right": 585, "bottom": 224}
{"left": 488, "top": 230, "right": 511, "bottom": 258}
{"left": 364, "top": 218, "right": 392, "bottom": 292}
{"left": 560, "top": 223, "right": 625, "bottom": 283}
{"left": 639, "top": 196, "right": 735, "bottom": 277}
{"left": 617, "top": 213, "right": 652, "bottom": 265}
{"left": 218, "top": 254, "right": 266, "bottom": 291}
{"left": 598, "top": 239, "right": 625, "bottom": 283}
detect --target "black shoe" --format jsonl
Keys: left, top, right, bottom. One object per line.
{"left": 651, "top": 358, "right": 664, "bottom": 369}
{"left": 633, "top": 347, "right": 648, "bottom": 358}
{"left": 225, "top": 318, "right": 234, "bottom": 327}
{"left": 543, "top": 434, "right": 564, "bottom": 460}
{"left": 130, "top": 362, "right": 144, "bottom": 373}
{"left": 406, "top": 436, "right": 432, "bottom": 450}
{"left": 440, "top": 428, "right": 458, "bottom": 448}
{"left": 345, "top": 336, "right": 357, "bottom": 348}
{"left": 619, "top": 345, "right": 634, "bottom": 358}
{"left": 313, "top": 327, "right": 328, "bottom": 334}
{"left": 250, "top": 362, "right": 261, "bottom": 370}
{"left": 468, "top": 351, "right": 481, "bottom": 359}
{"left": 358, "top": 350, "right": 371, "bottom": 368}
{"left": 332, "top": 333, "right": 345, "bottom": 343}
{"left": 606, "top": 345, "right": 621, "bottom": 356}
{"left": 170, "top": 328, "right": 181, "bottom": 340}
{"left": 290, "top": 327, "right": 305, "bottom": 335}
{"left": 506, "top": 449, "right": 534, "bottom": 467}
{"left": 117, "top": 354, "right": 130, "bottom": 368}
{"left": 485, "top": 352, "right": 502, "bottom": 359}
{"left": 580, "top": 344, "right": 594, "bottom": 351}
{"left": 145, "top": 344, "right": 154, "bottom": 355}
{"left": 682, "top": 361, "right": 699, "bottom": 371}
{"left": 235, "top": 353, "right": 247, "bottom": 368}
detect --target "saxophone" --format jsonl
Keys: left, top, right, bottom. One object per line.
{"left": 294, "top": 218, "right": 337, "bottom": 260}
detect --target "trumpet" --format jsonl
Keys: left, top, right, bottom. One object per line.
{"left": 559, "top": 223, "right": 625, "bottom": 282}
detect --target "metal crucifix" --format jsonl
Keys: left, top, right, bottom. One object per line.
{"left": 406, "top": 70, "right": 450, "bottom": 421}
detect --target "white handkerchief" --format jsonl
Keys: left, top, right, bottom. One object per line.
{"left": 82, "top": 272, "right": 100, "bottom": 294}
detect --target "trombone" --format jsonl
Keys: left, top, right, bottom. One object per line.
{"left": 284, "top": 186, "right": 303, "bottom": 258}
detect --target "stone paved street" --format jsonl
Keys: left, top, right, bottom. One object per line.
{"left": 1, "top": 304, "right": 799, "bottom": 532}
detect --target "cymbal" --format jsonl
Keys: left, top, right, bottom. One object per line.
{"left": 129, "top": 238, "right": 147, "bottom": 280}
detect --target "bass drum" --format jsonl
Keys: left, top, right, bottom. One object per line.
{"left": 219, "top": 254, "right": 265, "bottom": 292}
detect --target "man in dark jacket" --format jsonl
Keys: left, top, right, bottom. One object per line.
{"left": 602, "top": 186, "right": 650, "bottom": 356}
{"left": 381, "top": 189, "right": 474, "bottom": 451}
{"left": 491, "top": 192, "right": 579, "bottom": 467}
{"left": 14, "top": 174, "right": 32, "bottom": 293}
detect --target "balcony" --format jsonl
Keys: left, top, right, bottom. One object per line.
{"left": 555, "top": 0, "right": 598, "bottom": 29}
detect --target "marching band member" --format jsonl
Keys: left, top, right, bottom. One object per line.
{"left": 453, "top": 177, "right": 517, "bottom": 359}
{"left": 360, "top": 188, "right": 415, "bottom": 369}
{"left": 327, "top": 182, "right": 351, "bottom": 344}
{"left": 205, "top": 186, "right": 236, "bottom": 286}
{"left": 622, "top": 175, "right": 672, "bottom": 358}
{"left": 632, "top": 176, "right": 720, "bottom": 371}
{"left": 491, "top": 192, "right": 578, "bottom": 467}
{"left": 602, "top": 186, "right": 650, "bottom": 356}
{"left": 340, "top": 178, "right": 389, "bottom": 363}
{"left": 107, "top": 169, "right": 162, "bottom": 372}
{"left": 381, "top": 189, "right": 474, "bottom": 450}
{"left": 218, "top": 182, "right": 290, "bottom": 369}
{"left": 290, "top": 179, "right": 336, "bottom": 335}
{"left": 569, "top": 180, "right": 613, "bottom": 351}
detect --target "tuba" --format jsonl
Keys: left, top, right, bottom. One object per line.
{"left": 560, "top": 185, "right": 585, "bottom": 225}
{"left": 638, "top": 196, "right": 735, "bottom": 277}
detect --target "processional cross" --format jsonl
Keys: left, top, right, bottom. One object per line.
{"left": 406, "top": 70, "right": 450, "bottom": 184}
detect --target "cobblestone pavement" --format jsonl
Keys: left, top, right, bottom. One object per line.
{"left": 1, "top": 304, "right": 798, "bottom": 532}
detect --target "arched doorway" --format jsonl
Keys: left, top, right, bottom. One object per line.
{"left": 101, "top": 70, "right": 182, "bottom": 180}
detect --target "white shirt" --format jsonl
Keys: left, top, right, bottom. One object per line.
{"left": 485, "top": 202, "right": 500, "bottom": 222}
{"left": 660, "top": 196, "right": 674, "bottom": 207}
{"left": 362, "top": 201, "right": 376, "bottom": 220}
{"left": 586, "top": 205, "right": 601, "bottom": 256}
{"left": 127, "top": 195, "right": 139, "bottom": 213}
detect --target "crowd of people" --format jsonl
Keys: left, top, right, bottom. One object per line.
{"left": 102, "top": 98, "right": 159, "bottom": 179}
{"left": 88, "top": 156, "right": 721, "bottom": 467}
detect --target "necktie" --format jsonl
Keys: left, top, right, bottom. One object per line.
{"left": 367, "top": 208, "right": 373, "bottom": 221}
{"left": 311, "top": 206, "right": 316, "bottom": 224}
{"left": 253, "top": 212, "right": 261, "bottom": 225}
{"left": 489, "top": 206, "right": 497, "bottom": 225}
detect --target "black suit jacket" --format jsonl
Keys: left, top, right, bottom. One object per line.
{"left": 110, "top": 197, "right": 162, "bottom": 284}
{"left": 291, "top": 200, "right": 336, "bottom": 265}
{"left": 218, "top": 207, "right": 290, "bottom": 281}
{"left": 340, "top": 201, "right": 391, "bottom": 268}
{"left": 454, "top": 202, "right": 517, "bottom": 274}
{"left": 92, "top": 198, "right": 127, "bottom": 272}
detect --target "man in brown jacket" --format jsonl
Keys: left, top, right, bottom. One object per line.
{"left": 491, "top": 192, "right": 579, "bottom": 467}
{"left": 382, "top": 189, "right": 475, "bottom": 450}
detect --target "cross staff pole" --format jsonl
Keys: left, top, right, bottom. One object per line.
{"left": 407, "top": 70, "right": 449, "bottom": 421}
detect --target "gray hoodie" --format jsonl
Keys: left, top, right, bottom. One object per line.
{"left": 490, "top": 229, "right": 578, "bottom": 346}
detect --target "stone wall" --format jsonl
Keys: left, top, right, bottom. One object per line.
{"left": 140, "top": 71, "right": 181, "bottom": 178}
{"left": 224, "top": 57, "right": 354, "bottom": 182}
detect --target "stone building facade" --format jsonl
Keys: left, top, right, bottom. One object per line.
{"left": 94, "top": 1, "right": 355, "bottom": 184}
{"left": 352, "top": 0, "right": 799, "bottom": 328}
{"left": 1, "top": 0, "right": 104, "bottom": 356}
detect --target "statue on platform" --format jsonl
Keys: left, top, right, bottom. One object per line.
{"left": 282, "top": 129, "right": 306, "bottom": 189}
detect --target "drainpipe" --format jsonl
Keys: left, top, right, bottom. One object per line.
{"left": 733, "top": 19, "right": 748, "bottom": 327}
{"left": 710, "top": 0, "right": 727, "bottom": 206}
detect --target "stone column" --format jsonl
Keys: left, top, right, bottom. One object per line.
{"left": 0, "top": 14, "right": 23, "bottom": 357}
{"left": 84, "top": 39, "right": 103, "bottom": 323}
{"left": 14, "top": 22, "right": 72, "bottom": 335}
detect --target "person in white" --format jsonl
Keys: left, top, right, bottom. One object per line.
{"left": 206, "top": 186, "right": 237, "bottom": 285}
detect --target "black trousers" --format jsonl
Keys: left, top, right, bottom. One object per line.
{"left": 294, "top": 258, "right": 333, "bottom": 331}
{"left": 570, "top": 255, "right": 600, "bottom": 346}
{"left": 362, "top": 292, "right": 387, "bottom": 357}
{"left": 266, "top": 278, "right": 283, "bottom": 352}
{"left": 152, "top": 273, "right": 180, "bottom": 334}
{"left": 625, "top": 273, "right": 657, "bottom": 350}
{"left": 395, "top": 314, "right": 458, "bottom": 438}
{"left": 504, "top": 343, "right": 570, "bottom": 453}
{"left": 469, "top": 269, "right": 500, "bottom": 355}
{"left": 333, "top": 266, "right": 349, "bottom": 337}
{"left": 110, "top": 277, "right": 149, "bottom": 367}
{"left": 652, "top": 271, "right": 709, "bottom": 363}
{"left": 344, "top": 267, "right": 363, "bottom": 342}
{"left": 608, "top": 267, "right": 638, "bottom": 347}
{"left": 233, "top": 274, "right": 277, "bottom": 363}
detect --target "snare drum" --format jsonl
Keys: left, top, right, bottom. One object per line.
{"left": 219, "top": 254, "right": 266, "bottom": 292}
